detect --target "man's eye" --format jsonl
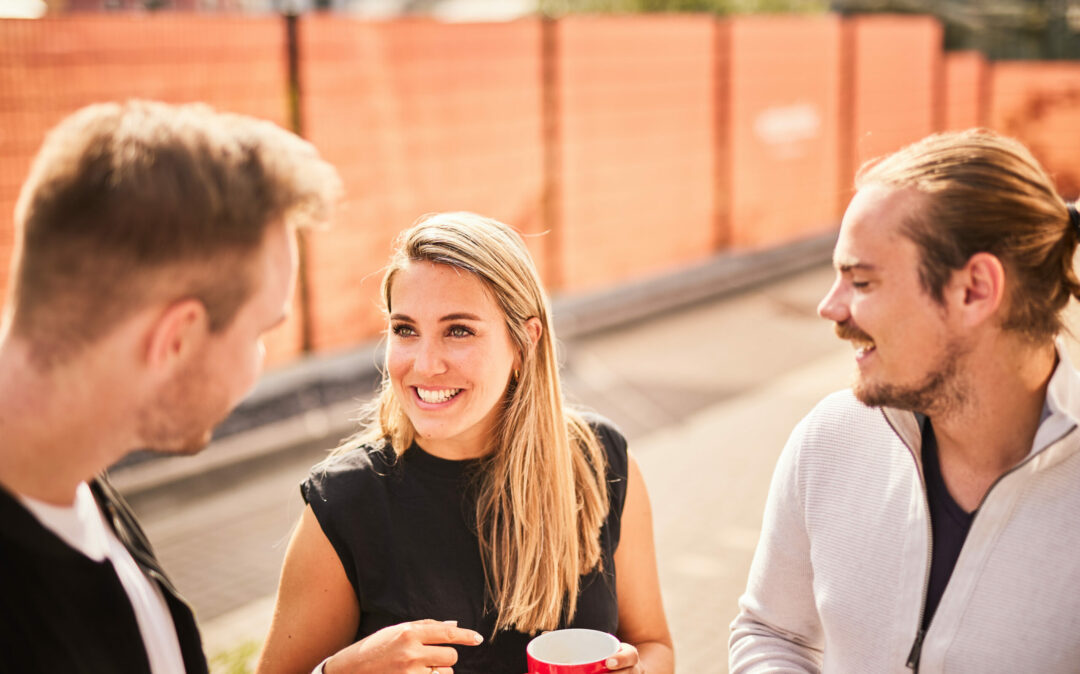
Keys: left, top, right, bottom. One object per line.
{"left": 852, "top": 281, "right": 870, "bottom": 290}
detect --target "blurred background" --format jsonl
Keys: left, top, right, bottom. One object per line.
{"left": 2, "top": 1, "right": 1078, "bottom": 672}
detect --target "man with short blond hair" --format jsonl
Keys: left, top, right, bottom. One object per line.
{"left": 0, "top": 100, "right": 340, "bottom": 672}
{"left": 730, "top": 130, "right": 1080, "bottom": 672}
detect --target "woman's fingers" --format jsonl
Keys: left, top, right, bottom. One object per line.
{"left": 402, "top": 619, "right": 483, "bottom": 673}
{"left": 327, "top": 619, "right": 481, "bottom": 673}
{"left": 411, "top": 644, "right": 462, "bottom": 671}
{"left": 603, "top": 642, "right": 640, "bottom": 672}
{"left": 406, "top": 619, "right": 485, "bottom": 647}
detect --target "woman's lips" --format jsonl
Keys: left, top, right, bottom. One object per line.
{"left": 413, "top": 386, "right": 463, "bottom": 407}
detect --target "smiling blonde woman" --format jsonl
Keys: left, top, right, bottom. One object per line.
{"left": 256, "top": 213, "right": 674, "bottom": 674}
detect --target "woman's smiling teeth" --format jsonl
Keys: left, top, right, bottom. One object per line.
{"left": 415, "top": 387, "right": 463, "bottom": 404}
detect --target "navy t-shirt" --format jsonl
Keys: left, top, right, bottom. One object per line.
{"left": 301, "top": 415, "right": 629, "bottom": 674}
{"left": 920, "top": 418, "right": 974, "bottom": 631}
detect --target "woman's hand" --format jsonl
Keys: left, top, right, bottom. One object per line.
{"left": 518, "top": 641, "right": 641, "bottom": 674}
{"left": 602, "top": 642, "right": 642, "bottom": 673}
{"left": 324, "top": 619, "right": 484, "bottom": 674}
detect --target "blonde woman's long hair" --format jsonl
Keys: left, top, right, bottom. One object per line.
{"left": 348, "top": 212, "right": 609, "bottom": 634}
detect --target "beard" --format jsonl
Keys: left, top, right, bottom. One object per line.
{"left": 837, "top": 319, "right": 970, "bottom": 415}
{"left": 136, "top": 355, "right": 226, "bottom": 455}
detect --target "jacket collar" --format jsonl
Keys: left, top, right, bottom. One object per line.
{"left": 1032, "top": 338, "right": 1080, "bottom": 454}
{"left": 881, "top": 339, "right": 1080, "bottom": 461}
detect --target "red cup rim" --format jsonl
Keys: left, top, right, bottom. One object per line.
{"left": 526, "top": 629, "right": 620, "bottom": 665}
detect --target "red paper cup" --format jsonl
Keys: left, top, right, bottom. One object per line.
{"left": 526, "top": 628, "right": 620, "bottom": 674}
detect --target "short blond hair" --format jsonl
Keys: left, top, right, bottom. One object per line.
{"left": 8, "top": 100, "right": 341, "bottom": 367}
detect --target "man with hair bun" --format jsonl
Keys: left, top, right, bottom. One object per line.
{"left": 730, "top": 129, "right": 1080, "bottom": 672}
{"left": 0, "top": 100, "right": 341, "bottom": 672}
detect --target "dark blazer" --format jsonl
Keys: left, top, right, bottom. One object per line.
{"left": 0, "top": 475, "right": 208, "bottom": 673}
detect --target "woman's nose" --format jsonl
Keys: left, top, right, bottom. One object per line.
{"left": 413, "top": 338, "right": 447, "bottom": 376}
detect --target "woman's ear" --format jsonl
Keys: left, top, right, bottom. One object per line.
{"left": 515, "top": 317, "right": 543, "bottom": 373}
{"left": 524, "top": 317, "right": 543, "bottom": 351}
{"left": 144, "top": 298, "right": 208, "bottom": 372}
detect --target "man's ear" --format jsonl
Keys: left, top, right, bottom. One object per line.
{"left": 950, "top": 252, "right": 1006, "bottom": 328}
{"left": 144, "top": 299, "right": 209, "bottom": 371}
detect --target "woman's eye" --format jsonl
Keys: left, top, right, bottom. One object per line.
{"left": 448, "top": 325, "right": 474, "bottom": 338}
{"left": 391, "top": 324, "right": 416, "bottom": 337}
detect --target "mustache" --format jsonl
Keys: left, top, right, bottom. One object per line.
{"left": 834, "top": 320, "right": 873, "bottom": 343}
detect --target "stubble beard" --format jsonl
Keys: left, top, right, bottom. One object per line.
{"left": 136, "top": 358, "right": 223, "bottom": 456}
{"left": 852, "top": 336, "right": 971, "bottom": 417}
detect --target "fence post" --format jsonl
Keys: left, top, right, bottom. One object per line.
{"left": 931, "top": 25, "right": 946, "bottom": 133}
{"left": 713, "top": 17, "right": 731, "bottom": 252}
{"left": 284, "top": 12, "right": 315, "bottom": 355}
{"left": 978, "top": 53, "right": 992, "bottom": 128}
{"left": 540, "top": 16, "right": 562, "bottom": 292}
{"left": 836, "top": 16, "right": 855, "bottom": 219}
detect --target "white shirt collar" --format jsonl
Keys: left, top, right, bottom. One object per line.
{"left": 19, "top": 481, "right": 111, "bottom": 562}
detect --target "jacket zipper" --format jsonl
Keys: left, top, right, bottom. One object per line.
{"left": 886, "top": 411, "right": 1077, "bottom": 672}
{"left": 881, "top": 411, "right": 934, "bottom": 672}
{"left": 904, "top": 451, "right": 932, "bottom": 672}
{"left": 905, "top": 628, "right": 927, "bottom": 671}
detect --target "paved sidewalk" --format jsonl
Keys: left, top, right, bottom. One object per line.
{"left": 565, "top": 264, "right": 849, "bottom": 672}
{"left": 133, "top": 262, "right": 849, "bottom": 673}
{"left": 139, "top": 258, "right": 1080, "bottom": 674}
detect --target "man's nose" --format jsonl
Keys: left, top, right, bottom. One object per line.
{"left": 817, "top": 278, "right": 849, "bottom": 323}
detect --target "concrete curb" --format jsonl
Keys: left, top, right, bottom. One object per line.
{"left": 551, "top": 231, "right": 837, "bottom": 337}
{"left": 110, "top": 230, "right": 837, "bottom": 497}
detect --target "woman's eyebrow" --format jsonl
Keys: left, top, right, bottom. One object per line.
{"left": 440, "top": 312, "right": 482, "bottom": 322}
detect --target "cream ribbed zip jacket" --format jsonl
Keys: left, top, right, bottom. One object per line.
{"left": 730, "top": 344, "right": 1080, "bottom": 673}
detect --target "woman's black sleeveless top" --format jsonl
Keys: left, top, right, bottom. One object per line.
{"left": 301, "top": 415, "right": 629, "bottom": 674}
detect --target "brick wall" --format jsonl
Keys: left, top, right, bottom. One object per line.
{"left": 0, "top": 16, "right": 303, "bottom": 365}
{"left": 4, "top": 13, "right": 1080, "bottom": 366}
{"left": 847, "top": 15, "right": 943, "bottom": 177}
{"left": 944, "top": 50, "right": 988, "bottom": 131}
{"left": 299, "top": 17, "right": 545, "bottom": 351}
{"left": 990, "top": 62, "right": 1080, "bottom": 199}
{"left": 725, "top": 15, "right": 843, "bottom": 248}
{"left": 556, "top": 15, "right": 717, "bottom": 292}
